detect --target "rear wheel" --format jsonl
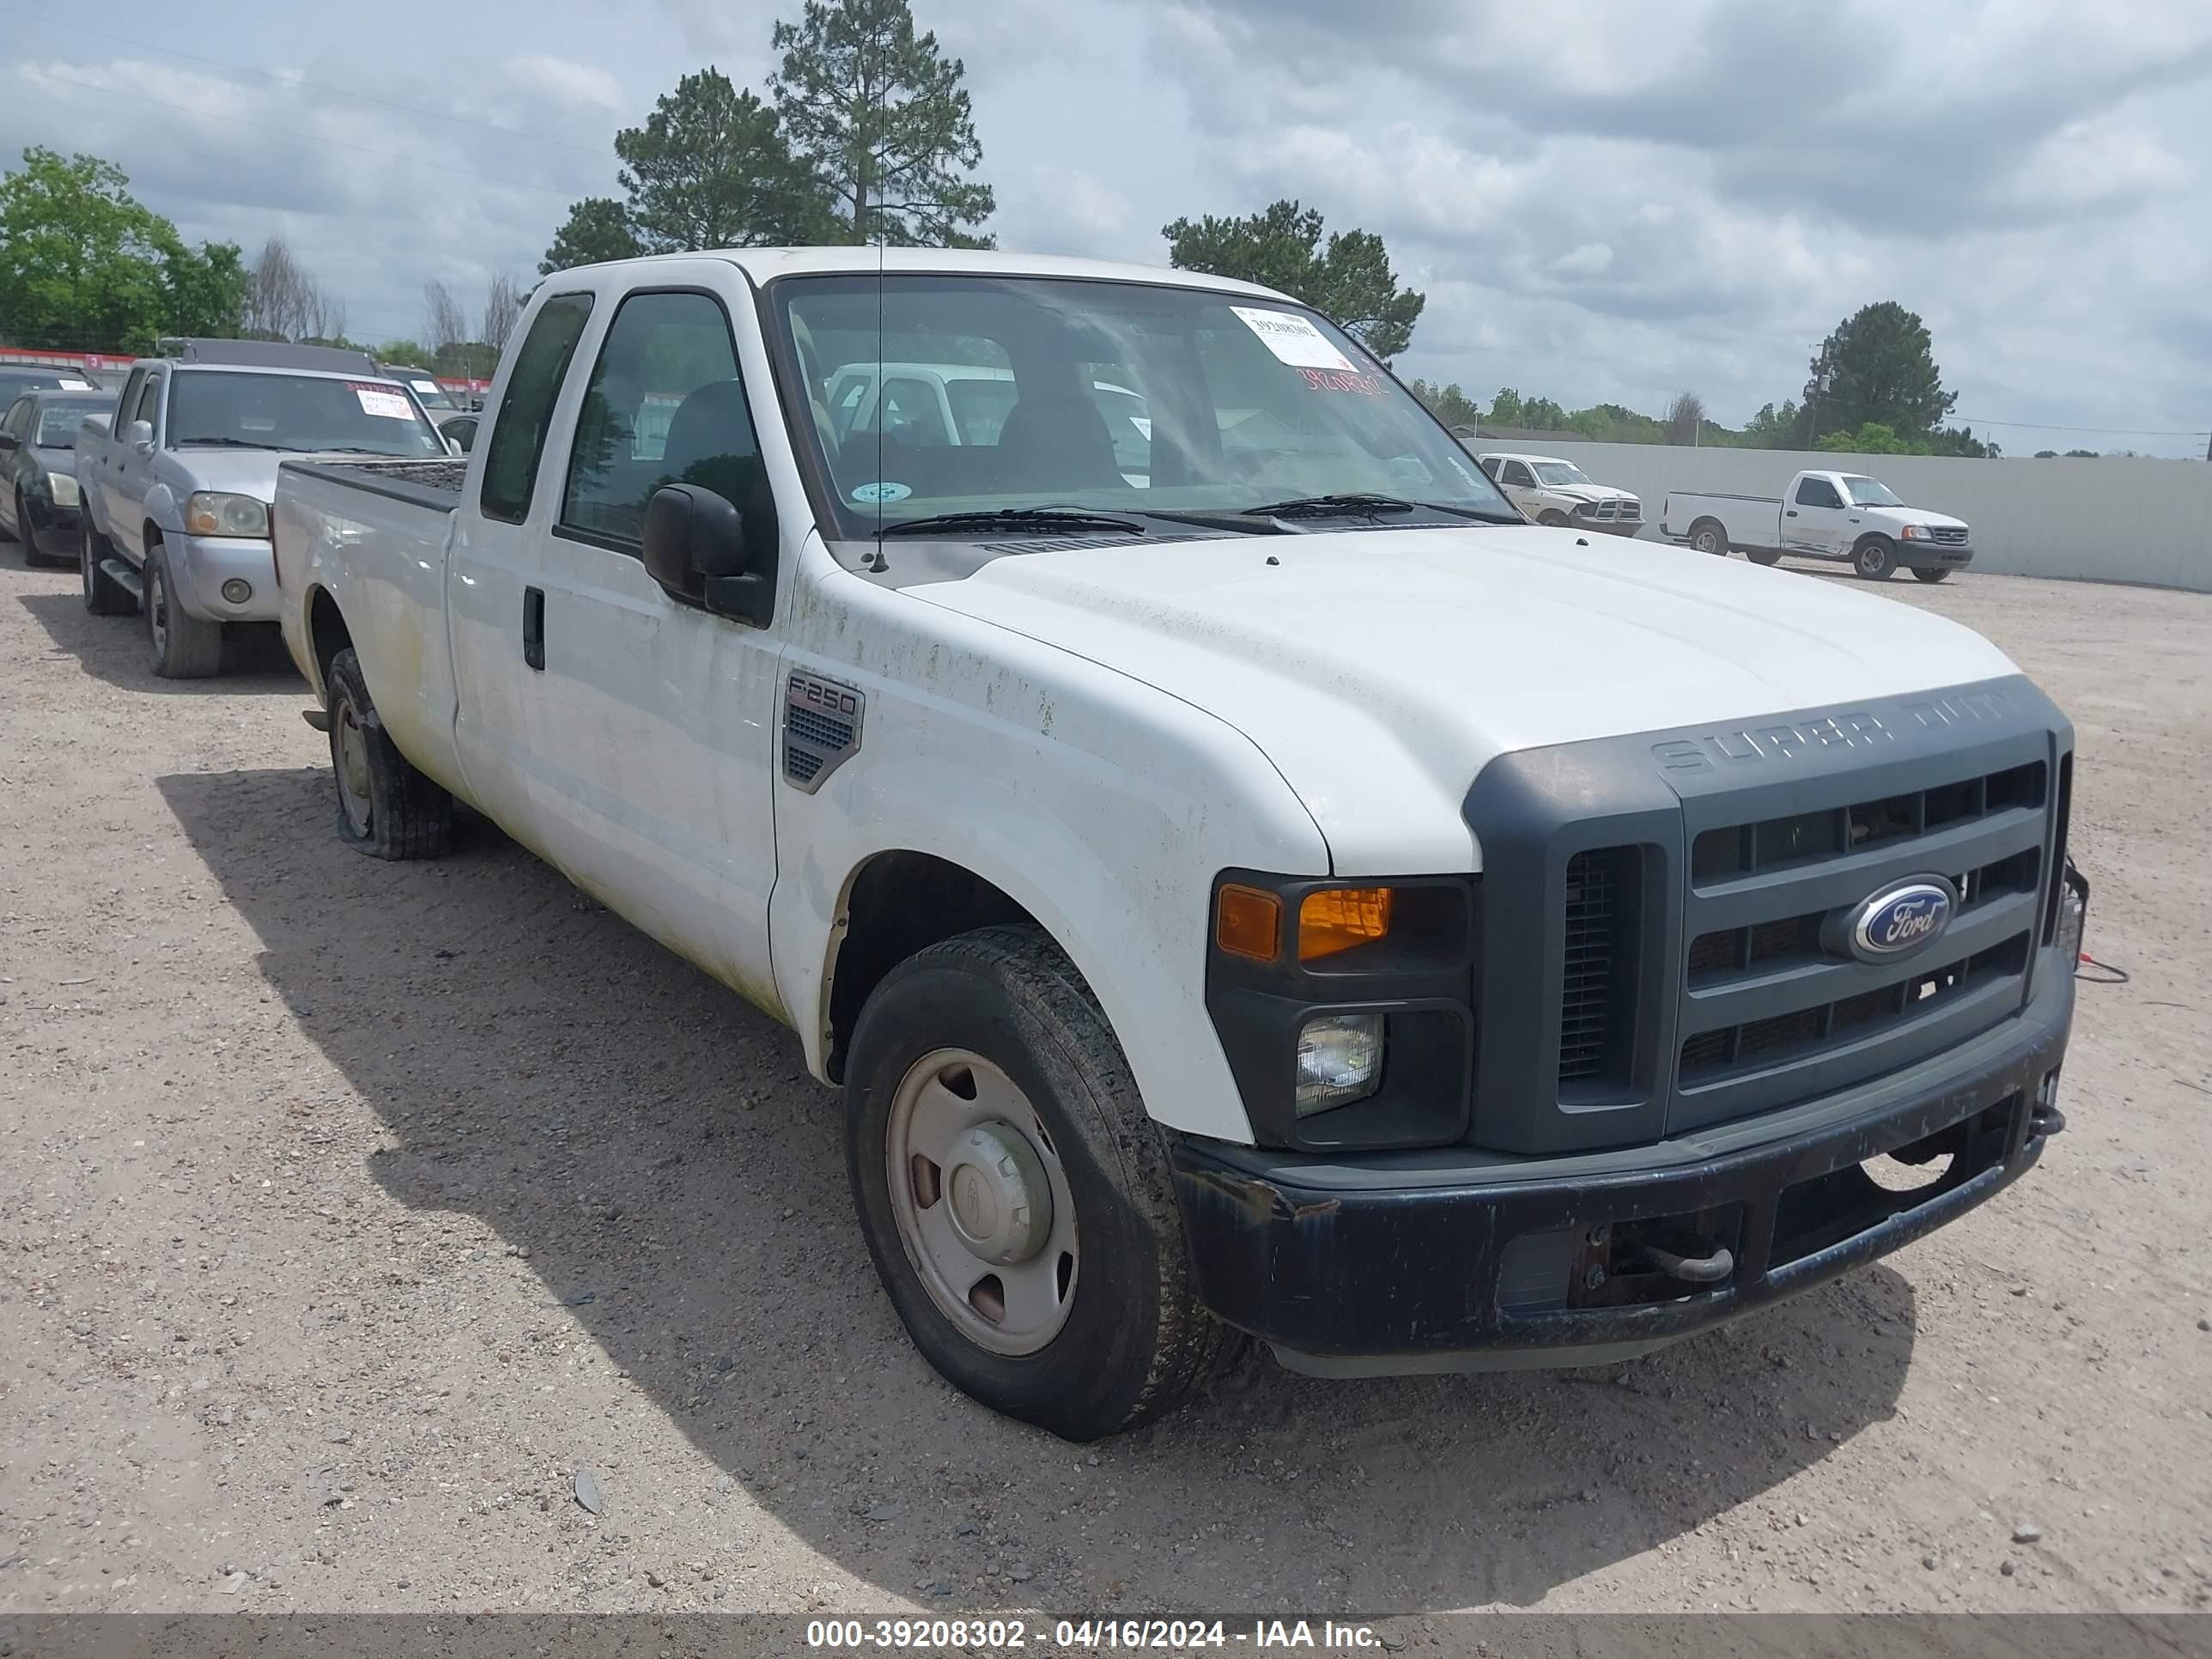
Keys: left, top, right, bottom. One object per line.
{"left": 1853, "top": 536, "right": 1898, "bottom": 580}
{"left": 1911, "top": 565, "right": 1952, "bottom": 584}
{"left": 144, "top": 545, "right": 224, "bottom": 678}
{"left": 81, "top": 521, "right": 133, "bottom": 615}
{"left": 325, "top": 646, "right": 453, "bottom": 860}
{"left": 1747, "top": 546, "right": 1783, "bottom": 567}
{"left": 1689, "top": 519, "right": 1729, "bottom": 556}
{"left": 846, "top": 925, "right": 1235, "bottom": 1441}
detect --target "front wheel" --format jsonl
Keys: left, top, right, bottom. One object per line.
{"left": 1911, "top": 565, "right": 1952, "bottom": 583}
{"left": 1537, "top": 509, "right": 1571, "bottom": 527}
{"left": 144, "top": 545, "right": 224, "bottom": 678}
{"left": 846, "top": 926, "right": 1235, "bottom": 1441}
{"left": 81, "top": 521, "right": 133, "bottom": 615}
{"left": 1853, "top": 537, "right": 1898, "bottom": 580}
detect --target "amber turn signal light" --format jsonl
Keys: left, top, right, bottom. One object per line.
{"left": 1215, "top": 884, "right": 1283, "bottom": 961}
{"left": 1298, "top": 887, "right": 1395, "bottom": 961}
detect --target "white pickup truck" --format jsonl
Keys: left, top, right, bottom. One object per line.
{"left": 272, "top": 249, "right": 2081, "bottom": 1441}
{"left": 1662, "top": 469, "right": 1974, "bottom": 581}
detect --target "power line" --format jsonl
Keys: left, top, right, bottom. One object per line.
{"left": 1950, "top": 415, "right": 2210, "bottom": 437}
{"left": 0, "top": 4, "right": 614, "bottom": 160}
{"left": 22, "top": 64, "right": 586, "bottom": 202}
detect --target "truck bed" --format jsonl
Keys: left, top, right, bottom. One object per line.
{"left": 281, "top": 458, "right": 468, "bottom": 514}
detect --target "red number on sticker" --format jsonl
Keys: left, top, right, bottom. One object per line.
{"left": 1298, "top": 368, "right": 1384, "bottom": 396}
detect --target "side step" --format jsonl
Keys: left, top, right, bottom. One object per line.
{"left": 301, "top": 708, "right": 331, "bottom": 732}
{"left": 101, "top": 558, "right": 143, "bottom": 601}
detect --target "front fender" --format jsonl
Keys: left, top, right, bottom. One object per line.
{"left": 769, "top": 553, "right": 1333, "bottom": 1146}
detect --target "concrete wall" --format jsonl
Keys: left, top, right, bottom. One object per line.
{"left": 1536, "top": 443, "right": 2212, "bottom": 592}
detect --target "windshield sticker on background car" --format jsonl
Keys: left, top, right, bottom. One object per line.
{"left": 1297, "top": 367, "right": 1387, "bottom": 396}
{"left": 59, "top": 378, "right": 93, "bottom": 390}
{"left": 1228, "top": 306, "right": 1358, "bottom": 373}
{"left": 850, "top": 481, "right": 913, "bottom": 504}
{"left": 410, "top": 380, "right": 441, "bottom": 398}
{"left": 350, "top": 383, "right": 416, "bottom": 420}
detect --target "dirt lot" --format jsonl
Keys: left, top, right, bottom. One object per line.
{"left": 2, "top": 553, "right": 2208, "bottom": 1631}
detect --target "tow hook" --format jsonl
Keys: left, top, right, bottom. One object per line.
{"left": 1628, "top": 1234, "right": 1735, "bottom": 1285}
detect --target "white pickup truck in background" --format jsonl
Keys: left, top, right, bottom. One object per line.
{"left": 1662, "top": 469, "right": 1974, "bottom": 581}
{"left": 271, "top": 248, "right": 2079, "bottom": 1440}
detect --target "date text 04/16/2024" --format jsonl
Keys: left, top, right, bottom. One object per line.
{"left": 805, "top": 1618, "right": 1388, "bottom": 1650}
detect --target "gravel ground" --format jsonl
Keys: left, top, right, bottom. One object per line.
{"left": 2, "top": 553, "right": 2209, "bottom": 1631}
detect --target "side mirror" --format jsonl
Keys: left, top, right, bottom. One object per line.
{"left": 125, "top": 419, "right": 155, "bottom": 453}
{"left": 641, "top": 483, "right": 774, "bottom": 624}
{"left": 447, "top": 434, "right": 465, "bottom": 458}
{"left": 0, "top": 433, "right": 17, "bottom": 453}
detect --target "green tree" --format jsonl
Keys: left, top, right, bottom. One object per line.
{"left": 1162, "top": 199, "right": 1425, "bottom": 365}
{"left": 541, "top": 198, "right": 643, "bottom": 276}
{"left": 1487, "top": 387, "right": 1523, "bottom": 426}
{"left": 770, "top": 0, "right": 994, "bottom": 246}
{"left": 1813, "top": 301, "right": 1956, "bottom": 441}
{"left": 0, "top": 148, "right": 245, "bottom": 352}
{"left": 1408, "top": 379, "right": 1482, "bottom": 428}
{"left": 614, "top": 69, "right": 830, "bottom": 254}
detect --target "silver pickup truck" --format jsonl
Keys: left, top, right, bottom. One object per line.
{"left": 75, "top": 339, "right": 451, "bottom": 678}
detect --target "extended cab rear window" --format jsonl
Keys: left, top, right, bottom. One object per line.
{"left": 481, "top": 293, "right": 595, "bottom": 525}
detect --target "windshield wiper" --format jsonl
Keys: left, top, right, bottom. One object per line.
{"left": 176, "top": 437, "right": 315, "bottom": 452}
{"left": 1240, "top": 492, "right": 1520, "bottom": 525}
{"left": 878, "top": 507, "right": 1147, "bottom": 539}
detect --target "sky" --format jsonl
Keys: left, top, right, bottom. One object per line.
{"left": 6, "top": 0, "right": 2211, "bottom": 457}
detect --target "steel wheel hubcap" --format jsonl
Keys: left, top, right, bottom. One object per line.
{"left": 335, "top": 704, "right": 373, "bottom": 834}
{"left": 886, "top": 1049, "right": 1078, "bottom": 1355}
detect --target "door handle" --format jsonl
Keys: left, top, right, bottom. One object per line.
{"left": 1785, "top": 509, "right": 1798, "bottom": 517}
{"left": 522, "top": 586, "right": 545, "bottom": 671}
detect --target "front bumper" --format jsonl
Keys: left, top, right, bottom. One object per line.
{"left": 1171, "top": 963, "right": 2070, "bottom": 1374}
{"left": 1899, "top": 540, "right": 1974, "bottom": 568}
{"left": 170, "top": 533, "right": 280, "bottom": 623}
{"left": 21, "top": 494, "right": 82, "bottom": 558}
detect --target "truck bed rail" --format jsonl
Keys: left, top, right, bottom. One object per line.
{"left": 280, "top": 459, "right": 465, "bottom": 514}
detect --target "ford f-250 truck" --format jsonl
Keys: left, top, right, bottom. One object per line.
{"left": 1662, "top": 470, "right": 1974, "bottom": 581}
{"left": 75, "top": 338, "right": 450, "bottom": 677}
{"left": 271, "top": 249, "right": 2082, "bottom": 1440}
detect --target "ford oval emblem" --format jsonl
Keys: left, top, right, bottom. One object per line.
{"left": 1832, "top": 878, "right": 1957, "bottom": 963}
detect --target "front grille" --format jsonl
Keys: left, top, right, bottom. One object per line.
{"left": 1672, "top": 739, "right": 2054, "bottom": 1131}
{"left": 1680, "top": 934, "right": 2032, "bottom": 1083}
{"left": 1559, "top": 848, "right": 1630, "bottom": 1084}
{"left": 1930, "top": 527, "right": 1968, "bottom": 544}
{"left": 1618, "top": 498, "right": 1641, "bottom": 519}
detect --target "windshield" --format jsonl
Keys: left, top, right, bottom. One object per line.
{"left": 167, "top": 372, "right": 447, "bottom": 458}
{"left": 775, "top": 275, "right": 1514, "bottom": 535}
{"left": 36, "top": 399, "right": 113, "bottom": 447}
{"left": 1530, "top": 461, "right": 1592, "bottom": 488}
{"left": 1841, "top": 475, "right": 1904, "bottom": 507}
{"left": 398, "top": 374, "right": 459, "bottom": 411}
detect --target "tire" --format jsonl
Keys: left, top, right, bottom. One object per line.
{"left": 1538, "top": 509, "right": 1571, "bottom": 527}
{"left": 143, "top": 544, "right": 224, "bottom": 678}
{"left": 1689, "top": 519, "right": 1729, "bottom": 556}
{"left": 846, "top": 925, "right": 1236, "bottom": 1441}
{"left": 1911, "top": 565, "right": 1952, "bottom": 584}
{"left": 1853, "top": 536, "right": 1898, "bottom": 580}
{"left": 1747, "top": 546, "right": 1783, "bottom": 567}
{"left": 3, "top": 491, "right": 21, "bottom": 550}
{"left": 81, "top": 520, "right": 132, "bottom": 615}
{"left": 325, "top": 646, "right": 454, "bottom": 860}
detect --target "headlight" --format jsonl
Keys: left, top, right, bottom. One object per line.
{"left": 1295, "top": 1012, "right": 1384, "bottom": 1116}
{"left": 185, "top": 492, "right": 270, "bottom": 538}
{"left": 1899, "top": 524, "right": 1930, "bottom": 541}
{"left": 47, "top": 472, "right": 81, "bottom": 507}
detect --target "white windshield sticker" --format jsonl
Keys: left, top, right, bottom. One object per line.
{"left": 1229, "top": 306, "right": 1357, "bottom": 373}
{"left": 58, "top": 377, "right": 93, "bottom": 389}
{"left": 850, "top": 481, "right": 911, "bottom": 504}
{"left": 352, "top": 383, "right": 415, "bottom": 420}
{"left": 409, "top": 379, "right": 441, "bottom": 397}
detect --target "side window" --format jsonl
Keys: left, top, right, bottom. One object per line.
{"left": 1503, "top": 461, "right": 1534, "bottom": 488}
{"left": 561, "top": 290, "right": 759, "bottom": 550}
{"left": 1478, "top": 457, "right": 1501, "bottom": 481}
{"left": 1, "top": 398, "right": 27, "bottom": 440}
{"left": 1795, "top": 477, "right": 1840, "bottom": 508}
{"left": 114, "top": 370, "right": 146, "bottom": 434}
{"left": 481, "top": 293, "right": 596, "bottom": 526}
{"left": 134, "top": 374, "right": 164, "bottom": 434}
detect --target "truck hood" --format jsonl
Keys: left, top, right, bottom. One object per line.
{"left": 1542, "top": 483, "right": 1635, "bottom": 505}
{"left": 161, "top": 448, "right": 419, "bottom": 501}
{"left": 1861, "top": 503, "right": 1967, "bottom": 530}
{"left": 908, "top": 523, "right": 2020, "bottom": 872}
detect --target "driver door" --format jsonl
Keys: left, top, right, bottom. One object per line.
{"left": 1785, "top": 474, "right": 1850, "bottom": 556}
